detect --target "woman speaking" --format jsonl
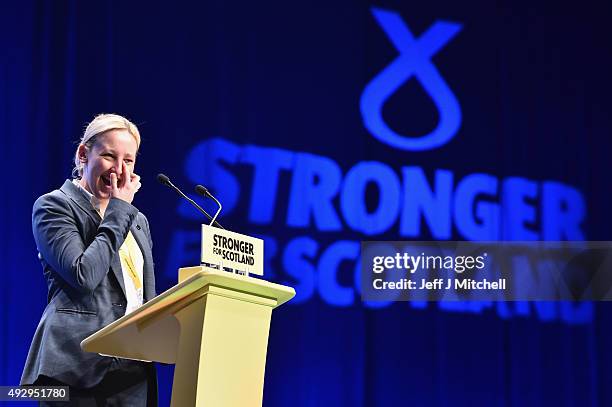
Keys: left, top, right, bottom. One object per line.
{"left": 21, "top": 114, "right": 157, "bottom": 406}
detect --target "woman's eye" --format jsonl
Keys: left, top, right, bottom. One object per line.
{"left": 124, "top": 160, "right": 133, "bottom": 165}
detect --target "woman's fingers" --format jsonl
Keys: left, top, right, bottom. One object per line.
{"left": 110, "top": 163, "right": 140, "bottom": 203}
{"left": 110, "top": 173, "right": 118, "bottom": 191}
{"left": 120, "top": 161, "right": 130, "bottom": 188}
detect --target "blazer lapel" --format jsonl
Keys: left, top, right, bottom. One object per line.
{"left": 59, "top": 180, "right": 102, "bottom": 225}
{"left": 110, "top": 257, "right": 126, "bottom": 298}
{"left": 130, "top": 221, "right": 155, "bottom": 301}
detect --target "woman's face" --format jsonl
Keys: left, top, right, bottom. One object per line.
{"left": 79, "top": 129, "right": 138, "bottom": 202}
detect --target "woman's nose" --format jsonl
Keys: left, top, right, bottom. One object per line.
{"left": 114, "top": 161, "right": 123, "bottom": 176}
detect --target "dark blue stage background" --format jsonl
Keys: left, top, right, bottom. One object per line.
{"left": 2, "top": 1, "right": 612, "bottom": 406}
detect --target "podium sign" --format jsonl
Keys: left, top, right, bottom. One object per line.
{"left": 201, "top": 224, "right": 264, "bottom": 275}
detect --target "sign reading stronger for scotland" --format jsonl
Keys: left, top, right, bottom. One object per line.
{"left": 201, "top": 225, "right": 264, "bottom": 275}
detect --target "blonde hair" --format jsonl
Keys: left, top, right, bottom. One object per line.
{"left": 73, "top": 113, "right": 141, "bottom": 178}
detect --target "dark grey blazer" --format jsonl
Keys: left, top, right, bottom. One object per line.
{"left": 21, "top": 180, "right": 156, "bottom": 388}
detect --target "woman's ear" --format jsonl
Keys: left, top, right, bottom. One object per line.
{"left": 77, "top": 144, "right": 88, "bottom": 163}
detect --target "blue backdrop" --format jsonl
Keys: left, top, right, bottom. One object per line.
{"left": 2, "top": 0, "right": 612, "bottom": 406}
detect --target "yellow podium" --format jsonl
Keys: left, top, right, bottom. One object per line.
{"left": 81, "top": 267, "right": 295, "bottom": 406}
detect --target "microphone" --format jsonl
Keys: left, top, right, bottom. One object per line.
{"left": 157, "top": 174, "right": 225, "bottom": 229}
{"left": 195, "top": 185, "right": 223, "bottom": 227}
